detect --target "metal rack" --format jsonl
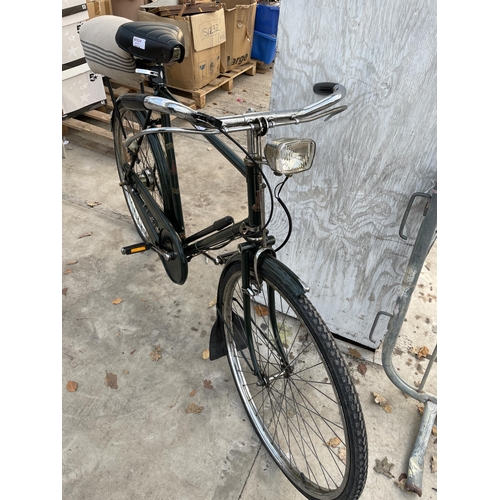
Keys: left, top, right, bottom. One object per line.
{"left": 371, "top": 185, "right": 437, "bottom": 496}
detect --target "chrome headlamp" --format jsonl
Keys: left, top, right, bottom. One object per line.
{"left": 264, "top": 138, "right": 316, "bottom": 176}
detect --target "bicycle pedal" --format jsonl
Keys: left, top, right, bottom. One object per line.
{"left": 121, "top": 242, "right": 152, "bottom": 255}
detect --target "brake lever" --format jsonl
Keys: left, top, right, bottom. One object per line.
{"left": 324, "top": 105, "right": 348, "bottom": 121}
{"left": 193, "top": 112, "right": 224, "bottom": 130}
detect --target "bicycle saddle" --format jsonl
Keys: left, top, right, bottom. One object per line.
{"left": 115, "top": 21, "right": 185, "bottom": 65}
{"left": 80, "top": 15, "right": 185, "bottom": 87}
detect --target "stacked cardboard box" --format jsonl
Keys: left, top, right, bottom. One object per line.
{"left": 138, "top": 5, "right": 227, "bottom": 91}
{"left": 137, "top": 1, "right": 257, "bottom": 90}
{"left": 220, "top": 0, "right": 256, "bottom": 73}
{"left": 86, "top": 0, "right": 113, "bottom": 18}
{"left": 62, "top": 0, "right": 106, "bottom": 119}
{"left": 110, "top": 0, "right": 147, "bottom": 21}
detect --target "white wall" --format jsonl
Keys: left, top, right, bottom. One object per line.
{"left": 266, "top": 0, "right": 437, "bottom": 347}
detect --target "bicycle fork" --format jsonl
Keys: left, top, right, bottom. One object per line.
{"left": 239, "top": 243, "right": 291, "bottom": 385}
{"left": 238, "top": 125, "right": 292, "bottom": 385}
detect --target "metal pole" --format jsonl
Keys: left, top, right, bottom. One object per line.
{"left": 381, "top": 189, "right": 437, "bottom": 405}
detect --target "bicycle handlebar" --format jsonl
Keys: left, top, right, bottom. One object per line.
{"left": 119, "top": 82, "right": 347, "bottom": 133}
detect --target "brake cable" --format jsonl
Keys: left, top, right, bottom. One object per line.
{"left": 273, "top": 177, "right": 292, "bottom": 252}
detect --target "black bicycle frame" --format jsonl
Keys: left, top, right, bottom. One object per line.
{"left": 122, "top": 77, "right": 286, "bottom": 383}
{"left": 146, "top": 84, "right": 270, "bottom": 258}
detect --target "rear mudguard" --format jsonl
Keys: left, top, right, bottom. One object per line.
{"left": 209, "top": 252, "right": 307, "bottom": 360}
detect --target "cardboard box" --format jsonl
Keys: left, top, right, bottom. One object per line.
{"left": 86, "top": 0, "right": 113, "bottom": 18}
{"left": 62, "top": 67, "right": 107, "bottom": 119}
{"left": 62, "top": 1, "right": 106, "bottom": 119}
{"left": 138, "top": 8, "right": 226, "bottom": 91}
{"left": 62, "top": 20, "right": 87, "bottom": 72}
{"left": 111, "top": 0, "right": 149, "bottom": 21}
{"left": 220, "top": 0, "right": 256, "bottom": 73}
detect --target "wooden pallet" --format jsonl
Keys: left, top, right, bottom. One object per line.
{"left": 63, "top": 81, "right": 196, "bottom": 155}
{"left": 169, "top": 60, "right": 257, "bottom": 109}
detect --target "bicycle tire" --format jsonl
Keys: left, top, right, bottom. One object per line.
{"left": 112, "top": 102, "right": 168, "bottom": 240}
{"left": 112, "top": 100, "right": 188, "bottom": 285}
{"left": 220, "top": 260, "right": 368, "bottom": 500}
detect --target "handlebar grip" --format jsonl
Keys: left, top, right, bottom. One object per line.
{"left": 313, "top": 82, "right": 340, "bottom": 95}
{"left": 119, "top": 93, "right": 148, "bottom": 111}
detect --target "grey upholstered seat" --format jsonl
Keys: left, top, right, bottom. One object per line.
{"left": 79, "top": 15, "right": 144, "bottom": 87}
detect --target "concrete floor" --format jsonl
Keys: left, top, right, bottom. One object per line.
{"left": 62, "top": 67, "right": 437, "bottom": 499}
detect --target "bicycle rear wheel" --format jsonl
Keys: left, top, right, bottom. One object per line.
{"left": 220, "top": 260, "right": 368, "bottom": 500}
{"left": 112, "top": 100, "right": 188, "bottom": 285}
{"left": 112, "top": 102, "right": 168, "bottom": 241}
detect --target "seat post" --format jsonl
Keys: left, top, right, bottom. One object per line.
{"left": 102, "top": 76, "right": 117, "bottom": 109}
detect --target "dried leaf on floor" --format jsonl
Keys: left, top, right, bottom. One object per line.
{"left": 208, "top": 298, "right": 217, "bottom": 308}
{"left": 86, "top": 201, "right": 102, "bottom": 208}
{"left": 374, "top": 457, "right": 395, "bottom": 478}
{"left": 104, "top": 372, "right": 118, "bottom": 389}
{"left": 432, "top": 425, "right": 437, "bottom": 436}
{"left": 66, "top": 381, "right": 78, "bottom": 392}
{"left": 62, "top": 288, "right": 68, "bottom": 296}
{"left": 190, "top": 389, "right": 196, "bottom": 397}
{"left": 417, "top": 404, "right": 425, "bottom": 415}
{"left": 431, "top": 455, "right": 437, "bottom": 473}
{"left": 203, "top": 379, "right": 213, "bottom": 390}
{"left": 112, "top": 298, "right": 123, "bottom": 305}
{"left": 357, "top": 363, "right": 367, "bottom": 376}
{"left": 78, "top": 232, "right": 93, "bottom": 239}
{"left": 326, "top": 437, "right": 341, "bottom": 448}
{"left": 394, "top": 476, "right": 408, "bottom": 491}
{"left": 338, "top": 447, "right": 346, "bottom": 464}
{"left": 373, "top": 392, "right": 393, "bottom": 413}
{"left": 202, "top": 349, "right": 210, "bottom": 360}
{"left": 123, "top": 369, "right": 129, "bottom": 375}
{"left": 255, "top": 305, "right": 268, "bottom": 316}
{"left": 66, "top": 260, "right": 78, "bottom": 265}
{"left": 348, "top": 348, "right": 361, "bottom": 359}
{"left": 186, "top": 403, "right": 204, "bottom": 414}
{"left": 150, "top": 345, "right": 162, "bottom": 362}
{"left": 64, "top": 269, "right": 72, "bottom": 274}
{"left": 417, "top": 346, "right": 430, "bottom": 358}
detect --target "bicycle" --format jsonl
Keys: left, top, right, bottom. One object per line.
{"left": 80, "top": 15, "right": 368, "bottom": 500}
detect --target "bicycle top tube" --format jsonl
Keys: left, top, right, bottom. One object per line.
{"left": 119, "top": 83, "right": 347, "bottom": 148}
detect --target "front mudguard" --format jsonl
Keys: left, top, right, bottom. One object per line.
{"left": 208, "top": 252, "right": 307, "bottom": 360}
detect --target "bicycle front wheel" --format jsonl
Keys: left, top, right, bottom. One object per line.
{"left": 220, "top": 260, "right": 368, "bottom": 500}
